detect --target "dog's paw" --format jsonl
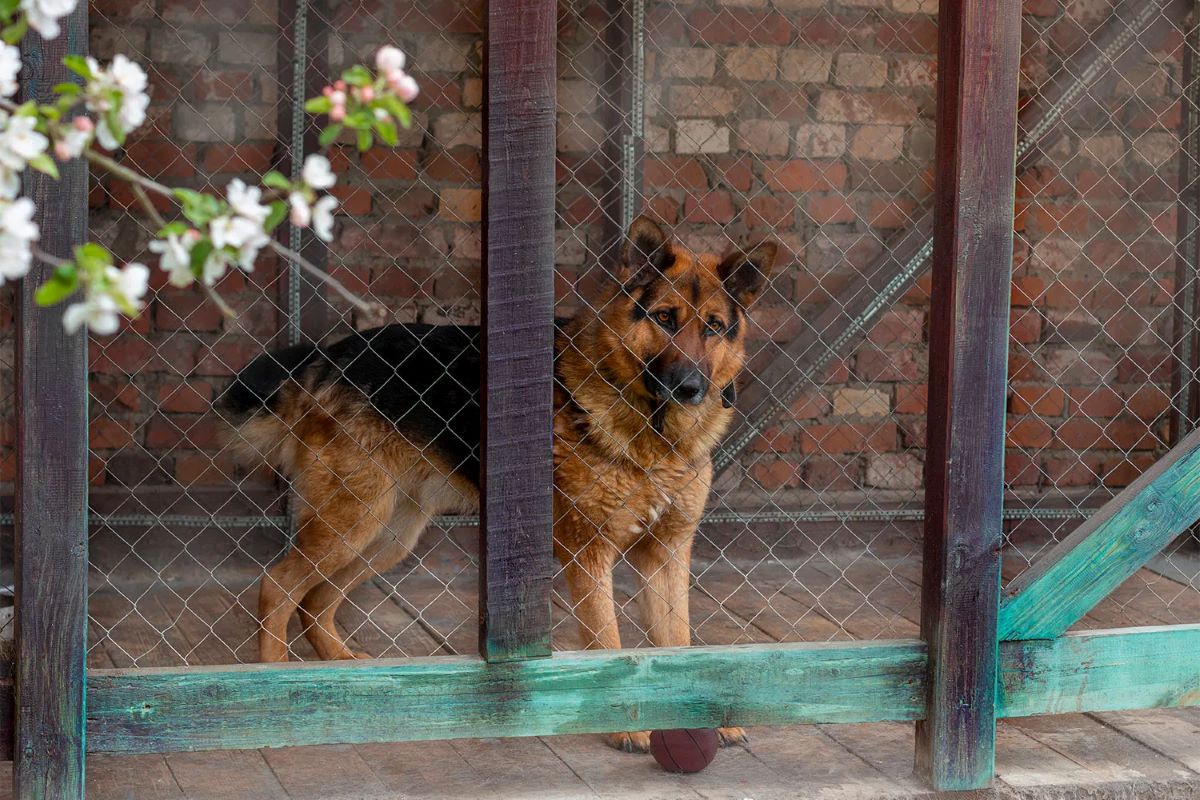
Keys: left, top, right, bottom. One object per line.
{"left": 717, "top": 727, "right": 748, "bottom": 748}
{"left": 606, "top": 731, "right": 652, "bottom": 753}
{"left": 330, "top": 649, "right": 372, "bottom": 660}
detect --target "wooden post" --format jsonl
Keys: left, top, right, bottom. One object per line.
{"left": 478, "top": 0, "right": 556, "bottom": 662}
{"left": 15, "top": 8, "right": 90, "bottom": 798}
{"left": 916, "top": 0, "right": 1021, "bottom": 790}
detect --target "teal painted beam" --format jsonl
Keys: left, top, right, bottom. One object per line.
{"left": 999, "top": 426, "right": 1200, "bottom": 640}
{"left": 86, "top": 640, "right": 927, "bottom": 755}
{"left": 999, "top": 624, "right": 1200, "bottom": 717}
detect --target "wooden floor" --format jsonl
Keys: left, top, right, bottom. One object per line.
{"left": 0, "top": 710, "right": 1197, "bottom": 799}
{"left": 70, "top": 534, "right": 1199, "bottom": 798}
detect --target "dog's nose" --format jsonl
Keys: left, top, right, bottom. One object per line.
{"left": 668, "top": 368, "right": 708, "bottom": 405}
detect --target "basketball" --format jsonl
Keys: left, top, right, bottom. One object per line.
{"left": 649, "top": 728, "right": 719, "bottom": 773}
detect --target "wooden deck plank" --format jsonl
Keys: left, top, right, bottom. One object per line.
{"left": 87, "top": 754, "right": 185, "bottom": 799}
{"left": 260, "top": 744, "right": 389, "bottom": 800}
{"left": 88, "top": 590, "right": 192, "bottom": 668}
{"left": 994, "top": 724, "right": 1110, "bottom": 789}
{"left": 1093, "top": 710, "right": 1200, "bottom": 774}
{"left": 542, "top": 734, "right": 702, "bottom": 799}
{"left": 817, "top": 722, "right": 925, "bottom": 793}
{"left": 449, "top": 736, "right": 596, "bottom": 799}
{"left": 163, "top": 750, "right": 289, "bottom": 800}
{"left": 1009, "top": 715, "right": 1191, "bottom": 783}
{"left": 740, "top": 724, "right": 910, "bottom": 799}
{"left": 339, "top": 576, "right": 447, "bottom": 659}
{"left": 354, "top": 739, "right": 489, "bottom": 800}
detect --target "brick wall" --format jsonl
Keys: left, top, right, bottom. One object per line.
{"left": 0, "top": 0, "right": 1184, "bottom": 521}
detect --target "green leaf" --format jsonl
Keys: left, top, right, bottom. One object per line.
{"left": 189, "top": 239, "right": 214, "bottom": 279}
{"left": 52, "top": 82, "right": 81, "bottom": 97}
{"left": 373, "top": 119, "right": 398, "bottom": 147}
{"left": 1, "top": 17, "right": 27, "bottom": 46}
{"left": 73, "top": 242, "right": 112, "bottom": 274}
{"left": 304, "top": 96, "right": 333, "bottom": 114}
{"left": 378, "top": 96, "right": 412, "bottom": 129}
{"left": 263, "top": 200, "right": 288, "bottom": 233}
{"left": 317, "top": 124, "right": 343, "bottom": 148}
{"left": 262, "top": 171, "right": 292, "bottom": 191}
{"left": 345, "top": 109, "right": 374, "bottom": 129}
{"left": 341, "top": 65, "right": 373, "bottom": 87}
{"left": 174, "top": 189, "right": 223, "bottom": 226}
{"left": 356, "top": 129, "right": 372, "bottom": 152}
{"left": 34, "top": 269, "right": 79, "bottom": 306}
{"left": 103, "top": 103, "right": 125, "bottom": 148}
{"left": 158, "top": 221, "right": 189, "bottom": 237}
{"left": 0, "top": 0, "right": 21, "bottom": 17}
{"left": 29, "top": 153, "right": 58, "bottom": 178}
{"left": 63, "top": 55, "right": 92, "bottom": 80}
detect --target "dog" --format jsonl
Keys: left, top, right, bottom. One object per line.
{"left": 220, "top": 216, "right": 778, "bottom": 752}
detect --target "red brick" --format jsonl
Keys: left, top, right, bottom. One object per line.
{"left": 1009, "top": 308, "right": 1041, "bottom": 345}
{"left": 1069, "top": 387, "right": 1123, "bottom": 417}
{"left": 789, "top": 391, "right": 829, "bottom": 420}
{"left": 1044, "top": 456, "right": 1102, "bottom": 487}
{"left": 158, "top": 381, "right": 215, "bottom": 414}
{"left": 332, "top": 185, "right": 372, "bottom": 216}
{"left": 643, "top": 157, "right": 708, "bottom": 190}
{"left": 423, "top": 148, "right": 480, "bottom": 182}
{"left": 807, "top": 196, "right": 856, "bottom": 225}
{"left": 803, "top": 456, "right": 858, "bottom": 492}
{"left": 1005, "top": 453, "right": 1041, "bottom": 487}
{"left": 687, "top": 9, "right": 794, "bottom": 46}
{"left": 202, "top": 143, "right": 274, "bottom": 173}
{"left": 1056, "top": 417, "right": 1159, "bottom": 451}
{"left": 1011, "top": 275, "right": 1045, "bottom": 307}
{"left": 718, "top": 156, "right": 754, "bottom": 192}
{"left": 750, "top": 458, "right": 801, "bottom": 489}
{"left": 1010, "top": 385, "right": 1067, "bottom": 416}
{"left": 192, "top": 70, "right": 254, "bottom": 101}
{"left": 763, "top": 160, "right": 848, "bottom": 193}
{"left": 154, "top": 291, "right": 224, "bottom": 332}
{"left": 124, "top": 140, "right": 196, "bottom": 180}
{"left": 90, "top": 417, "right": 134, "bottom": 450}
{"left": 895, "top": 384, "right": 927, "bottom": 415}
{"left": 875, "top": 17, "right": 938, "bottom": 54}
{"left": 1125, "top": 386, "right": 1170, "bottom": 421}
{"left": 743, "top": 195, "right": 796, "bottom": 230}
{"left": 800, "top": 422, "right": 897, "bottom": 455}
{"left": 145, "top": 415, "right": 222, "bottom": 451}
{"left": 683, "top": 191, "right": 736, "bottom": 224}
{"left": 362, "top": 149, "right": 420, "bottom": 180}
{"left": 854, "top": 348, "right": 920, "bottom": 382}
{"left": 750, "top": 426, "right": 796, "bottom": 454}
{"left": 1103, "top": 454, "right": 1156, "bottom": 488}
{"left": 1006, "top": 417, "right": 1053, "bottom": 448}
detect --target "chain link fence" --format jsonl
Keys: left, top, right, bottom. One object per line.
{"left": 53, "top": 0, "right": 1199, "bottom": 670}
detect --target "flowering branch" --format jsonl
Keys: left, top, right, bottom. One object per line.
{"left": 0, "top": 0, "right": 419, "bottom": 334}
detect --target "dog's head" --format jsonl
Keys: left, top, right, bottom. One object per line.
{"left": 597, "top": 216, "right": 778, "bottom": 409}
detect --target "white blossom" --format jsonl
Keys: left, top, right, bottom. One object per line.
{"left": 209, "top": 214, "right": 268, "bottom": 271}
{"left": 226, "top": 178, "right": 270, "bottom": 224}
{"left": 312, "top": 195, "right": 337, "bottom": 243}
{"left": 56, "top": 125, "right": 91, "bottom": 159}
{"left": 85, "top": 54, "right": 150, "bottom": 150}
{"left": 375, "top": 46, "right": 406, "bottom": 73}
{"left": 288, "top": 191, "right": 311, "bottom": 228}
{"left": 0, "top": 168, "right": 18, "bottom": 201}
{"left": 0, "top": 115, "right": 49, "bottom": 172}
{"left": 21, "top": 0, "right": 77, "bottom": 40}
{"left": 63, "top": 293, "right": 119, "bottom": 335}
{"left": 301, "top": 154, "right": 336, "bottom": 190}
{"left": 0, "top": 197, "right": 39, "bottom": 282}
{"left": 109, "top": 261, "right": 149, "bottom": 309}
{"left": 0, "top": 45, "right": 21, "bottom": 99}
{"left": 149, "top": 232, "right": 195, "bottom": 288}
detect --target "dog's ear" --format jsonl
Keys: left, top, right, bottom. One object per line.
{"left": 721, "top": 382, "right": 737, "bottom": 409}
{"left": 718, "top": 240, "right": 778, "bottom": 308}
{"left": 618, "top": 216, "right": 674, "bottom": 290}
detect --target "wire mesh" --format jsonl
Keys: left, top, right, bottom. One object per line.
{"left": 71, "top": 0, "right": 1198, "bottom": 671}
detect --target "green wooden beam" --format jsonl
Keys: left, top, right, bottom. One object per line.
{"left": 999, "top": 624, "right": 1200, "bottom": 718}
{"left": 86, "top": 640, "right": 927, "bottom": 754}
{"left": 999, "top": 427, "right": 1200, "bottom": 640}
{"left": 79, "top": 626, "right": 1200, "bottom": 756}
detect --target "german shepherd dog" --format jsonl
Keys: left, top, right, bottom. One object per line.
{"left": 221, "top": 217, "right": 778, "bottom": 752}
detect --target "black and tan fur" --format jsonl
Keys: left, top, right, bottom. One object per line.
{"left": 221, "top": 217, "right": 778, "bottom": 752}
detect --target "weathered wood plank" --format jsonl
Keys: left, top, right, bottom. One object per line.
{"left": 999, "top": 427, "right": 1200, "bottom": 640}
{"left": 998, "top": 625, "right": 1200, "bottom": 718}
{"left": 479, "top": 0, "right": 556, "bottom": 663}
{"left": 85, "top": 640, "right": 928, "bottom": 754}
{"left": 915, "top": 0, "right": 1021, "bottom": 790}
{"left": 15, "top": 9, "right": 90, "bottom": 798}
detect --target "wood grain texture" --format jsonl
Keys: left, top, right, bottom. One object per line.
{"left": 85, "top": 640, "right": 928, "bottom": 754}
{"left": 14, "top": 12, "right": 90, "bottom": 799}
{"left": 999, "top": 427, "right": 1200, "bottom": 640}
{"left": 998, "top": 625, "right": 1200, "bottom": 718}
{"left": 479, "top": 0, "right": 556, "bottom": 662}
{"left": 916, "top": 0, "right": 1022, "bottom": 790}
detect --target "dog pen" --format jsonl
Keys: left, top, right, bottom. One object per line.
{"left": 2, "top": 0, "right": 1199, "bottom": 796}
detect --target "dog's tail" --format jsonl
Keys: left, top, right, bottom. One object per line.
{"left": 217, "top": 342, "right": 320, "bottom": 470}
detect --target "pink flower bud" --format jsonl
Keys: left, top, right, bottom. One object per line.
{"left": 329, "top": 90, "right": 346, "bottom": 107}
{"left": 73, "top": 116, "right": 94, "bottom": 132}
{"left": 186, "top": 228, "right": 202, "bottom": 242}
{"left": 359, "top": 86, "right": 375, "bottom": 102}
{"left": 394, "top": 74, "right": 419, "bottom": 103}
{"left": 322, "top": 85, "right": 334, "bottom": 97}
{"left": 334, "top": 79, "right": 347, "bottom": 92}
{"left": 54, "top": 141, "right": 72, "bottom": 160}
{"left": 330, "top": 105, "right": 346, "bottom": 122}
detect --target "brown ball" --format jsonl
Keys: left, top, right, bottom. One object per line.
{"left": 649, "top": 728, "right": 719, "bottom": 773}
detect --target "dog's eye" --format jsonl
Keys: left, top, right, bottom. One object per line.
{"left": 705, "top": 318, "right": 725, "bottom": 337}
{"left": 653, "top": 309, "right": 675, "bottom": 330}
